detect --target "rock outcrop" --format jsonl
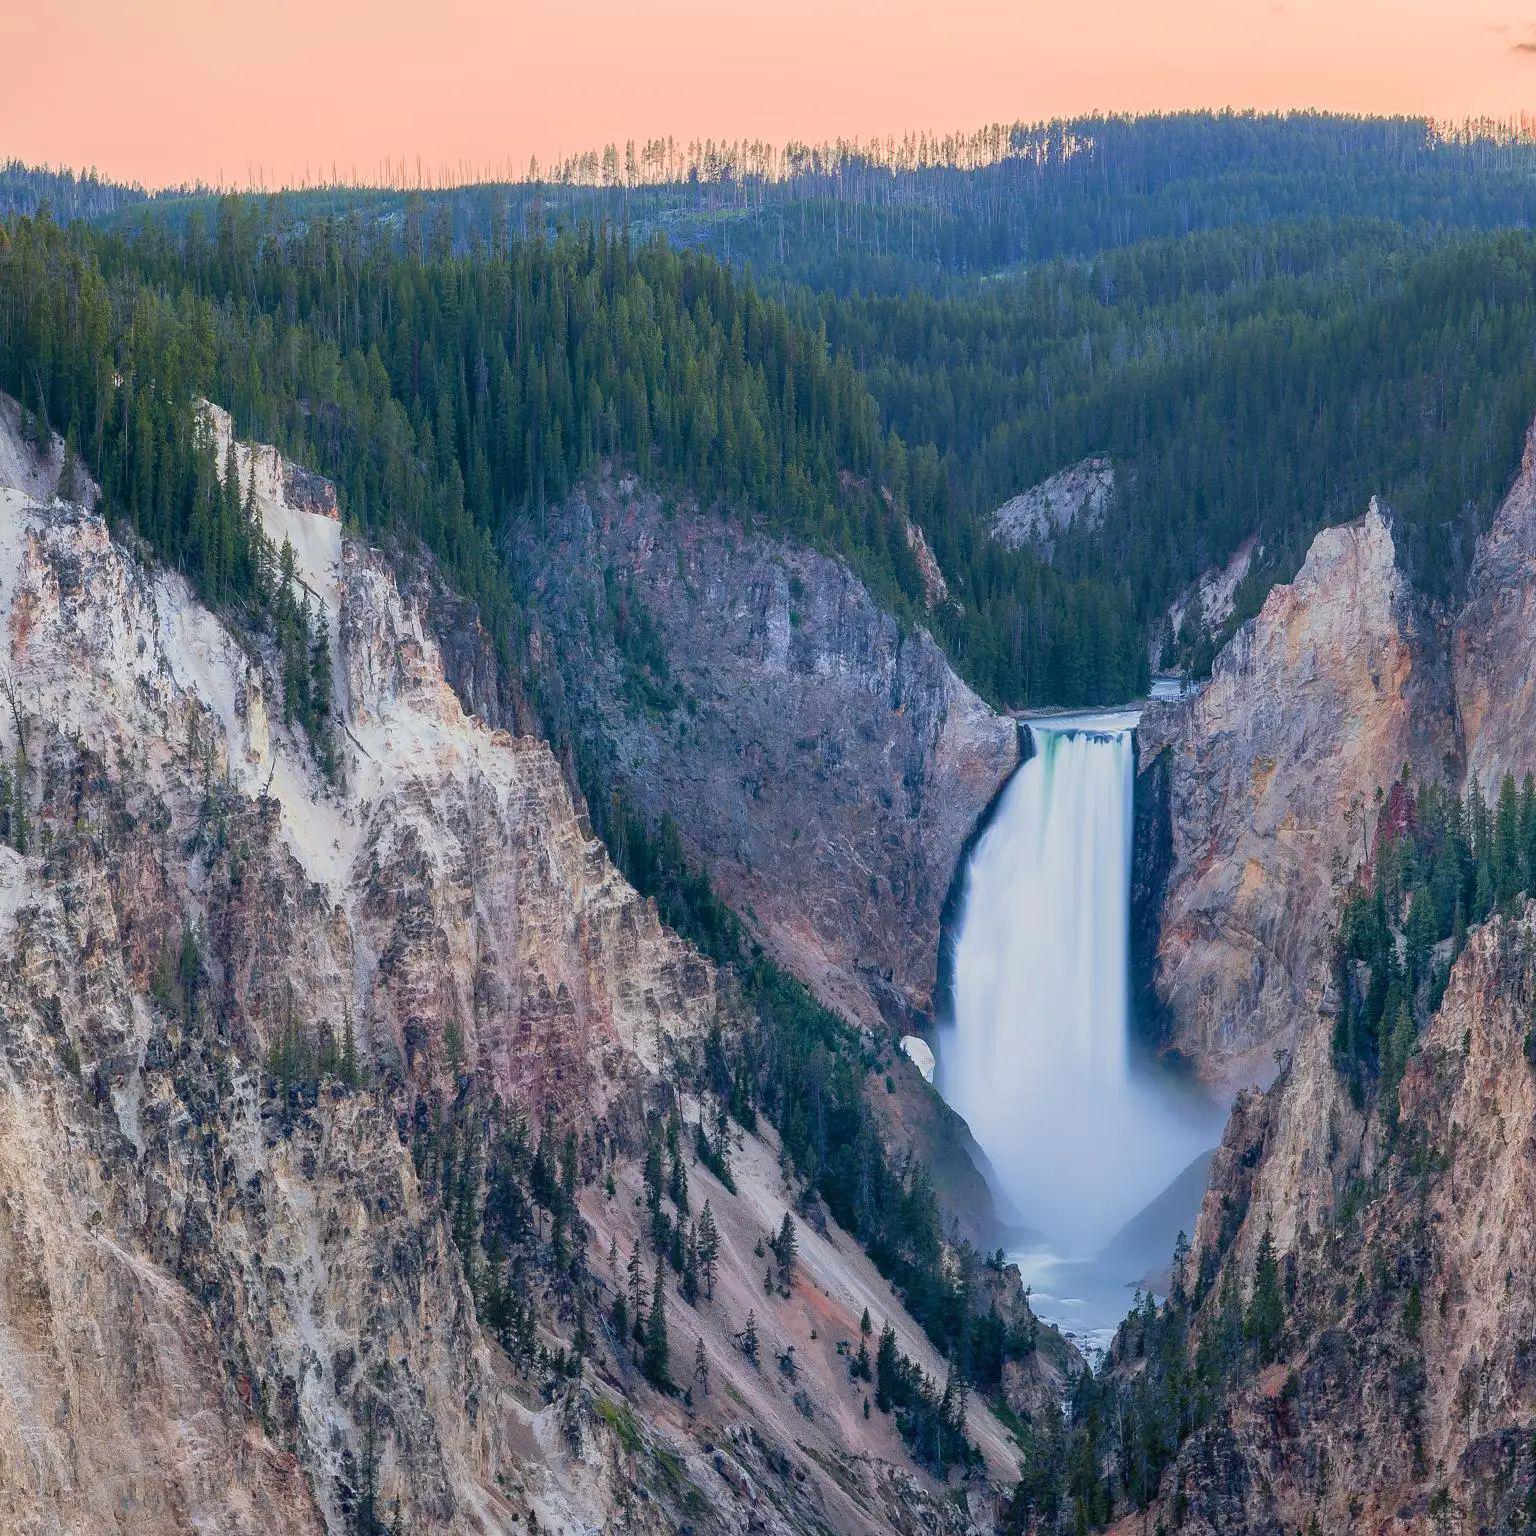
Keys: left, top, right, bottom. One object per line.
{"left": 991, "top": 456, "right": 1114, "bottom": 559}
{"left": 1137, "top": 502, "right": 1453, "bottom": 1084}
{"left": 519, "top": 476, "right": 1020, "bottom": 1037}
{"left": 1159, "top": 535, "right": 1262, "bottom": 666}
{"left": 0, "top": 407, "right": 1035, "bottom": 1535}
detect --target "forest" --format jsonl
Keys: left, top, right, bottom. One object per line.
{"left": 10, "top": 113, "right": 1536, "bottom": 707}
{"left": 11, "top": 114, "right": 1536, "bottom": 1521}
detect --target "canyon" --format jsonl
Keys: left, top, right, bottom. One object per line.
{"left": 10, "top": 106, "right": 1536, "bottom": 1536}
{"left": 5, "top": 390, "right": 1536, "bottom": 1534}
{"left": 0, "top": 401, "right": 1061, "bottom": 1536}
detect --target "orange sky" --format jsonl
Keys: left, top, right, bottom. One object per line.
{"left": 5, "top": 0, "right": 1536, "bottom": 189}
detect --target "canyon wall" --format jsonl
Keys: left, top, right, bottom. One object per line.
{"left": 1456, "top": 420, "right": 1536, "bottom": 792}
{"left": 1140, "top": 909, "right": 1536, "bottom": 1535}
{"left": 0, "top": 408, "right": 1042, "bottom": 1536}
{"left": 1137, "top": 501, "right": 1455, "bottom": 1085}
{"left": 518, "top": 477, "right": 1020, "bottom": 1037}
{"left": 1118, "top": 419, "right": 1536, "bottom": 1532}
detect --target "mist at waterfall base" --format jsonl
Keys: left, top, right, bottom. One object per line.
{"left": 936, "top": 713, "right": 1219, "bottom": 1343}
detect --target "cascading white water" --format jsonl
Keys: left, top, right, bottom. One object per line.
{"left": 939, "top": 713, "right": 1210, "bottom": 1262}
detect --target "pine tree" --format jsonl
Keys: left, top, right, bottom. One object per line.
{"left": 875, "top": 1323, "right": 899, "bottom": 1412}
{"left": 310, "top": 611, "right": 333, "bottom": 724}
{"left": 644, "top": 1126, "right": 664, "bottom": 1211}
{"left": 772, "top": 1212, "right": 798, "bottom": 1293}
{"left": 642, "top": 1263, "right": 671, "bottom": 1388}
{"left": 1381, "top": 1001, "right": 1416, "bottom": 1120}
{"left": 693, "top": 1335, "right": 710, "bottom": 1395}
{"left": 682, "top": 1222, "right": 700, "bottom": 1305}
{"left": 339, "top": 1011, "right": 360, "bottom": 1087}
{"left": 668, "top": 1136, "right": 689, "bottom": 1215}
{"left": 697, "top": 1200, "right": 720, "bottom": 1299}
{"left": 1522, "top": 774, "right": 1536, "bottom": 892}
{"left": 1496, "top": 771, "right": 1523, "bottom": 906}
{"left": 626, "top": 1239, "right": 646, "bottom": 1341}
{"left": 854, "top": 1332, "right": 871, "bottom": 1382}
{"left": 740, "top": 1309, "right": 759, "bottom": 1365}
{"left": 1245, "top": 1226, "right": 1284, "bottom": 1363}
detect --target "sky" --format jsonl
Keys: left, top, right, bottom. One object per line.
{"left": 5, "top": 0, "right": 1536, "bottom": 189}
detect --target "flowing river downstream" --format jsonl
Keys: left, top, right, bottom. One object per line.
{"left": 935, "top": 707, "right": 1220, "bottom": 1348}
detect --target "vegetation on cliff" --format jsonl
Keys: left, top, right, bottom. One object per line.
{"left": 1332, "top": 770, "right": 1536, "bottom": 1110}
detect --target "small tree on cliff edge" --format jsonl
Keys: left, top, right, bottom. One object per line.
{"left": 1245, "top": 1226, "right": 1284, "bottom": 1363}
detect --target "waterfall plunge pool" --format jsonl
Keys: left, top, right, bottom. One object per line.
{"left": 934, "top": 710, "right": 1223, "bottom": 1350}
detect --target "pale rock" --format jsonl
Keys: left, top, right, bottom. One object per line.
{"left": 991, "top": 455, "right": 1114, "bottom": 558}
{"left": 1138, "top": 500, "right": 1451, "bottom": 1084}
{"left": 0, "top": 398, "right": 1032, "bottom": 1535}
{"left": 900, "top": 1034, "right": 936, "bottom": 1083}
{"left": 1456, "top": 415, "right": 1536, "bottom": 791}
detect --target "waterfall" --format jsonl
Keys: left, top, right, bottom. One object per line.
{"left": 938, "top": 713, "right": 1210, "bottom": 1261}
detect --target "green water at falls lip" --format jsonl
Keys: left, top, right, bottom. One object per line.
{"left": 937, "top": 715, "right": 1220, "bottom": 1287}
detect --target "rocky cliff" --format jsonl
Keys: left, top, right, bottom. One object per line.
{"left": 0, "top": 408, "right": 1037, "bottom": 1535}
{"left": 1137, "top": 501, "right": 1454, "bottom": 1085}
{"left": 1456, "top": 419, "right": 1536, "bottom": 792}
{"left": 517, "top": 476, "right": 1020, "bottom": 1038}
{"left": 1133, "top": 907, "right": 1536, "bottom": 1535}
{"left": 1111, "top": 420, "right": 1536, "bottom": 1533}
{"left": 990, "top": 457, "right": 1115, "bottom": 560}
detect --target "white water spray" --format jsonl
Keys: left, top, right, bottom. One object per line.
{"left": 938, "top": 713, "right": 1211, "bottom": 1260}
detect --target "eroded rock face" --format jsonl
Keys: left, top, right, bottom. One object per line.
{"left": 1119, "top": 425, "right": 1536, "bottom": 1530}
{"left": 1159, "top": 534, "right": 1262, "bottom": 667}
{"left": 0, "top": 407, "right": 1036, "bottom": 1535}
{"left": 990, "top": 455, "right": 1114, "bottom": 560}
{"left": 1138, "top": 502, "right": 1453, "bottom": 1084}
{"left": 1153, "top": 911, "right": 1536, "bottom": 1535}
{"left": 519, "top": 478, "right": 1020, "bottom": 1035}
{"left": 0, "top": 413, "right": 713, "bottom": 1531}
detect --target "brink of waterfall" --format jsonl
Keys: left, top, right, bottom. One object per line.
{"left": 938, "top": 712, "right": 1214, "bottom": 1263}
